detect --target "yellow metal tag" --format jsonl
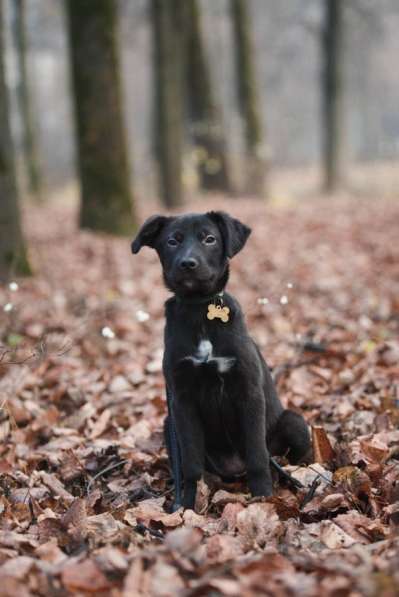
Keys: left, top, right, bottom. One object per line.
{"left": 207, "top": 303, "right": 230, "bottom": 323}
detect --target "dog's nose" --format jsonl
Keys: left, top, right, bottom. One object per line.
{"left": 179, "top": 257, "right": 198, "bottom": 270}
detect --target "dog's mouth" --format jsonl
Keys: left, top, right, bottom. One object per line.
{"left": 169, "top": 272, "right": 216, "bottom": 295}
{"left": 180, "top": 279, "right": 197, "bottom": 290}
{"left": 164, "top": 263, "right": 229, "bottom": 298}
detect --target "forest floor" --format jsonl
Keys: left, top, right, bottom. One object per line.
{"left": 0, "top": 195, "right": 398, "bottom": 596}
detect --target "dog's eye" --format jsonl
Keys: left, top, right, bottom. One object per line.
{"left": 204, "top": 235, "right": 216, "bottom": 245}
{"left": 167, "top": 238, "right": 179, "bottom": 247}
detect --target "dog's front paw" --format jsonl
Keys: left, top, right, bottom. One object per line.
{"left": 248, "top": 473, "right": 273, "bottom": 498}
{"left": 171, "top": 501, "right": 183, "bottom": 512}
{"left": 182, "top": 480, "right": 197, "bottom": 511}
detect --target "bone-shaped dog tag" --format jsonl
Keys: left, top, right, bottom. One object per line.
{"left": 207, "top": 303, "right": 230, "bottom": 323}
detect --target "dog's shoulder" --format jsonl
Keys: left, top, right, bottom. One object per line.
{"left": 222, "top": 291, "right": 241, "bottom": 312}
{"left": 221, "top": 291, "right": 247, "bottom": 328}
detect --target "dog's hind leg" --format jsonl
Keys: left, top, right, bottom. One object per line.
{"left": 268, "top": 409, "right": 311, "bottom": 464}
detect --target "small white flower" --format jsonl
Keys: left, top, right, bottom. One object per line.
{"left": 257, "top": 297, "right": 269, "bottom": 305}
{"left": 280, "top": 295, "right": 288, "bottom": 305}
{"left": 9, "top": 282, "right": 19, "bottom": 292}
{"left": 3, "top": 303, "right": 13, "bottom": 312}
{"left": 286, "top": 282, "right": 293, "bottom": 289}
{"left": 101, "top": 326, "right": 115, "bottom": 339}
{"left": 136, "top": 310, "right": 150, "bottom": 322}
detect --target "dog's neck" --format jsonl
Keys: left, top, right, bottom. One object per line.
{"left": 175, "top": 290, "right": 224, "bottom": 306}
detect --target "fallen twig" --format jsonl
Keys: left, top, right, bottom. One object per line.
{"left": 87, "top": 459, "right": 128, "bottom": 495}
{"left": 134, "top": 522, "right": 164, "bottom": 540}
{"left": 299, "top": 476, "right": 321, "bottom": 509}
{"left": 270, "top": 457, "right": 305, "bottom": 489}
{"left": 307, "top": 465, "right": 334, "bottom": 485}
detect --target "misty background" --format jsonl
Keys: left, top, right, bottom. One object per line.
{"left": 5, "top": 0, "right": 399, "bottom": 197}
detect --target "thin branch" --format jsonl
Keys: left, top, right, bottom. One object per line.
{"left": 87, "top": 459, "right": 129, "bottom": 495}
{"left": 270, "top": 457, "right": 305, "bottom": 489}
{"left": 134, "top": 522, "right": 164, "bottom": 540}
{"left": 300, "top": 476, "right": 321, "bottom": 509}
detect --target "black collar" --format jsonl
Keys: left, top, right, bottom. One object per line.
{"left": 175, "top": 291, "right": 224, "bottom": 306}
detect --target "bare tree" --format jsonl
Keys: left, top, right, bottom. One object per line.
{"left": 12, "top": 0, "right": 42, "bottom": 202}
{"left": 322, "top": 0, "right": 345, "bottom": 192}
{"left": 151, "top": 0, "right": 185, "bottom": 207}
{"left": 65, "top": 0, "right": 136, "bottom": 234}
{"left": 0, "top": 0, "right": 31, "bottom": 280}
{"left": 184, "top": 0, "right": 231, "bottom": 193}
{"left": 231, "top": 0, "right": 267, "bottom": 196}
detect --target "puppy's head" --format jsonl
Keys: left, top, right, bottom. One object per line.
{"left": 131, "top": 211, "right": 251, "bottom": 297}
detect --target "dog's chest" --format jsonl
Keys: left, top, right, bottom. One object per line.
{"left": 190, "top": 338, "right": 241, "bottom": 440}
{"left": 165, "top": 309, "right": 245, "bottom": 455}
{"left": 187, "top": 339, "right": 236, "bottom": 374}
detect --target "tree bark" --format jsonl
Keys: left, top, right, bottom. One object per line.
{"left": 231, "top": 0, "right": 267, "bottom": 197}
{"left": 65, "top": 0, "right": 136, "bottom": 234}
{"left": 184, "top": 0, "right": 231, "bottom": 193}
{"left": 0, "top": 0, "right": 31, "bottom": 281}
{"left": 151, "top": 0, "right": 184, "bottom": 207}
{"left": 12, "top": 0, "right": 43, "bottom": 202}
{"left": 322, "top": 0, "right": 344, "bottom": 193}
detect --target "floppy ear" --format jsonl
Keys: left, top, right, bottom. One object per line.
{"left": 207, "top": 211, "right": 251, "bottom": 258}
{"left": 131, "top": 215, "right": 169, "bottom": 254}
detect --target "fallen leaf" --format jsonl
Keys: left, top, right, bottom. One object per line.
{"left": 0, "top": 556, "right": 35, "bottom": 580}
{"left": 211, "top": 490, "right": 248, "bottom": 507}
{"left": 109, "top": 375, "right": 131, "bottom": 393}
{"left": 312, "top": 426, "right": 335, "bottom": 463}
{"left": 124, "top": 498, "right": 182, "bottom": 528}
{"left": 219, "top": 502, "right": 245, "bottom": 532}
{"left": 236, "top": 503, "right": 283, "bottom": 547}
{"left": 164, "top": 527, "right": 203, "bottom": 555}
{"left": 61, "top": 558, "right": 112, "bottom": 592}
{"left": 320, "top": 521, "right": 357, "bottom": 549}
{"left": 86, "top": 513, "right": 120, "bottom": 541}
{"left": 39, "top": 472, "right": 74, "bottom": 503}
{"left": 206, "top": 534, "right": 243, "bottom": 563}
{"left": 320, "top": 493, "right": 346, "bottom": 512}
{"left": 89, "top": 408, "right": 112, "bottom": 439}
{"left": 148, "top": 559, "right": 185, "bottom": 596}
{"left": 194, "top": 478, "right": 210, "bottom": 514}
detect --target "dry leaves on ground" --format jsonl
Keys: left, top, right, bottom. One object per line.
{"left": 0, "top": 196, "right": 398, "bottom": 596}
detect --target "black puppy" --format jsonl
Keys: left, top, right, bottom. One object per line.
{"left": 132, "top": 211, "right": 310, "bottom": 510}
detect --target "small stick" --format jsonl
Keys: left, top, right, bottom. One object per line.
{"left": 87, "top": 459, "right": 128, "bottom": 495}
{"left": 299, "top": 476, "right": 321, "bottom": 509}
{"left": 270, "top": 457, "right": 304, "bottom": 489}
{"left": 134, "top": 522, "right": 164, "bottom": 540}
{"left": 307, "top": 464, "right": 334, "bottom": 485}
{"left": 28, "top": 496, "right": 37, "bottom": 525}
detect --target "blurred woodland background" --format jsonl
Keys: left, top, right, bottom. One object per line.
{"left": 1, "top": 0, "right": 399, "bottom": 277}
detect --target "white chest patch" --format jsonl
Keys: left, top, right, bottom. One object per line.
{"left": 186, "top": 339, "right": 236, "bottom": 373}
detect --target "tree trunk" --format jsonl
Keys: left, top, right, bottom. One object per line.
{"left": 322, "top": 0, "right": 344, "bottom": 193}
{"left": 0, "top": 1, "right": 31, "bottom": 281}
{"left": 65, "top": 0, "right": 136, "bottom": 234}
{"left": 151, "top": 0, "right": 184, "bottom": 207}
{"left": 231, "top": 0, "right": 267, "bottom": 197}
{"left": 184, "top": 0, "right": 231, "bottom": 193}
{"left": 12, "top": 0, "right": 43, "bottom": 202}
